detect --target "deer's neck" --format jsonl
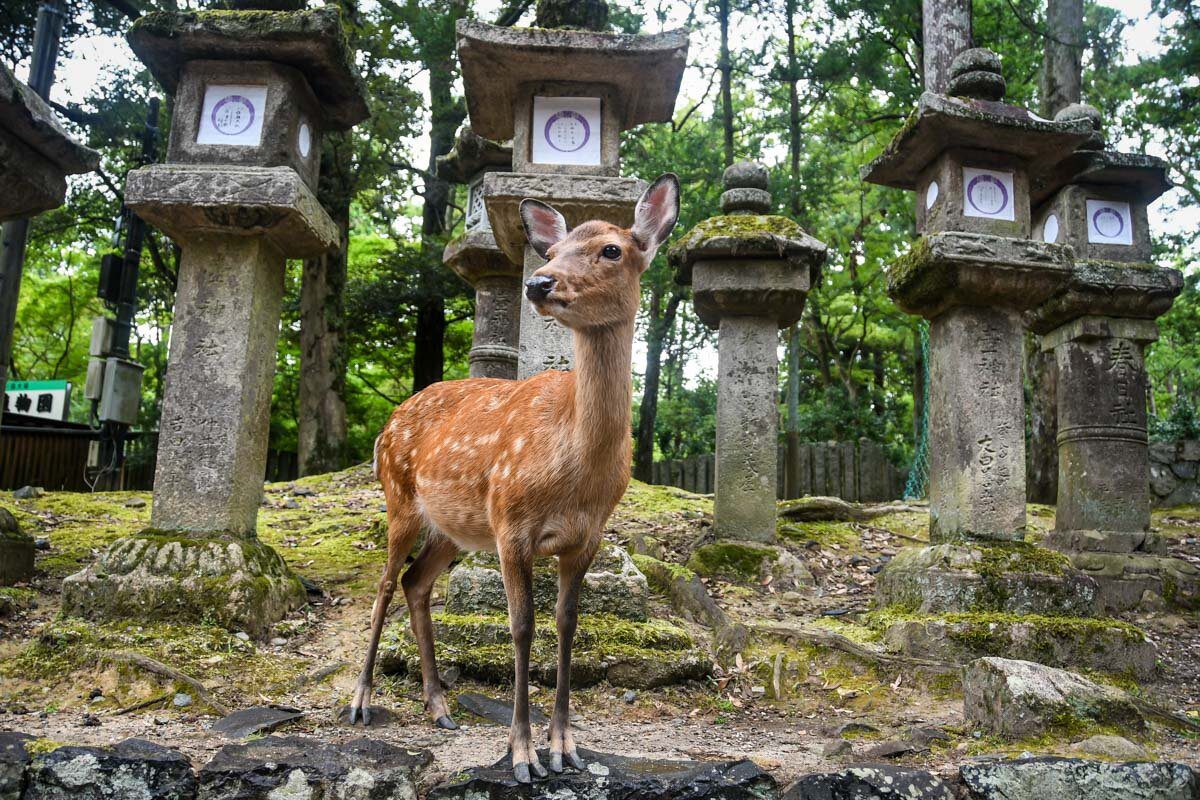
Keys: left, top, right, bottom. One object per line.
{"left": 569, "top": 318, "right": 635, "bottom": 464}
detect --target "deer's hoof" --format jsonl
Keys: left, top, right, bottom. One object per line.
{"left": 565, "top": 750, "right": 585, "bottom": 770}
{"left": 513, "top": 762, "right": 532, "bottom": 784}
{"left": 435, "top": 715, "right": 458, "bottom": 730}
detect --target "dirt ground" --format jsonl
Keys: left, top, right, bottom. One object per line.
{"left": 1, "top": 468, "right": 1197, "bottom": 790}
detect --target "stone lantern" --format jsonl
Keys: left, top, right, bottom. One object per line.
{"left": 1025, "top": 105, "right": 1197, "bottom": 611}
{"left": 669, "top": 162, "right": 826, "bottom": 543}
{"left": 0, "top": 63, "right": 99, "bottom": 221}
{"left": 862, "top": 49, "right": 1090, "bottom": 544}
{"left": 455, "top": 19, "right": 688, "bottom": 378}
{"left": 61, "top": 7, "right": 369, "bottom": 637}
{"left": 437, "top": 127, "right": 521, "bottom": 379}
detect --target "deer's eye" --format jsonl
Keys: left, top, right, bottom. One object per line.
{"left": 601, "top": 244, "right": 622, "bottom": 260}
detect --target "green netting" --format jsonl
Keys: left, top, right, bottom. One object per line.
{"left": 904, "top": 321, "right": 930, "bottom": 500}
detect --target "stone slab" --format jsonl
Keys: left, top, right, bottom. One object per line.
{"left": 882, "top": 615, "right": 1157, "bottom": 678}
{"left": 783, "top": 766, "right": 955, "bottom": 800}
{"left": 24, "top": 738, "right": 196, "bottom": 800}
{"left": 61, "top": 533, "right": 305, "bottom": 639}
{"left": 211, "top": 705, "right": 304, "bottom": 739}
{"left": 198, "top": 736, "right": 431, "bottom": 800}
{"left": 1066, "top": 551, "right": 1200, "bottom": 612}
{"left": 126, "top": 7, "right": 368, "bottom": 129}
{"left": 428, "top": 748, "right": 774, "bottom": 800}
{"left": 446, "top": 543, "right": 649, "bottom": 621}
{"left": 481, "top": 171, "right": 644, "bottom": 264}
{"left": 888, "top": 232, "right": 1072, "bottom": 318}
{"left": 861, "top": 92, "right": 1092, "bottom": 189}
{"left": 1026, "top": 262, "right": 1182, "bottom": 336}
{"left": 875, "top": 543, "right": 1100, "bottom": 616}
{"left": 962, "top": 657, "right": 1143, "bottom": 738}
{"left": 960, "top": 758, "right": 1198, "bottom": 800}
{"left": 456, "top": 20, "right": 689, "bottom": 141}
{"left": 1041, "top": 528, "right": 1167, "bottom": 556}
{"left": 125, "top": 164, "right": 338, "bottom": 257}
{"left": 0, "top": 731, "right": 32, "bottom": 800}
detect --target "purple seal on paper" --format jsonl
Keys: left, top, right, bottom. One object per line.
{"left": 1091, "top": 206, "right": 1125, "bottom": 238}
{"left": 543, "top": 110, "right": 591, "bottom": 153}
{"left": 966, "top": 174, "right": 1009, "bottom": 215}
{"left": 211, "top": 95, "right": 256, "bottom": 136}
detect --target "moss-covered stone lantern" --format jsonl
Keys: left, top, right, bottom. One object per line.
{"left": 669, "top": 162, "right": 826, "bottom": 543}
{"left": 456, "top": 19, "right": 688, "bottom": 378}
{"left": 438, "top": 126, "right": 521, "bottom": 379}
{"left": 61, "top": 7, "right": 369, "bottom": 637}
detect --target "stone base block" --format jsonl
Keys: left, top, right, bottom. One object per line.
{"left": 874, "top": 543, "right": 1099, "bottom": 616}
{"left": 881, "top": 614, "right": 1157, "bottom": 678}
{"left": 25, "top": 738, "right": 196, "bottom": 800}
{"left": 0, "top": 525, "right": 35, "bottom": 586}
{"left": 379, "top": 612, "right": 708, "bottom": 689}
{"left": 429, "top": 748, "right": 774, "bottom": 800}
{"left": 1041, "top": 529, "right": 1167, "bottom": 555}
{"left": 961, "top": 758, "right": 1199, "bottom": 800}
{"left": 1066, "top": 551, "right": 1200, "bottom": 612}
{"left": 60, "top": 532, "right": 305, "bottom": 639}
{"left": 446, "top": 543, "right": 649, "bottom": 621}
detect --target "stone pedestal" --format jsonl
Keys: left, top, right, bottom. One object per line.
{"left": 519, "top": 244, "right": 574, "bottom": 377}
{"left": 670, "top": 162, "right": 826, "bottom": 543}
{"left": 470, "top": 274, "right": 521, "bottom": 378}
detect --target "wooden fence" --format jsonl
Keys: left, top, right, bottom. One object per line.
{"left": 0, "top": 427, "right": 299, "bottom": 492}
{"left": 651, "top": 438, "right": 905, "bottom": 502}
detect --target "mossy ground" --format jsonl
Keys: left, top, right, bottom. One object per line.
{"left": 686, "top": 541, "right": 778, "bottom": 583}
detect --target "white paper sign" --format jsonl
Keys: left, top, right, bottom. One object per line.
{"left": 197, "top": 84, "right": 269, "bottom": 146}
{"left": 1086, "top": 199, "right": 1133, "bottom": 246}
{"left": 962, "top": 167, "right": 1015, "bottom": 221}
{"left": 531, "top": 96, "right": 601, "bottom": 166}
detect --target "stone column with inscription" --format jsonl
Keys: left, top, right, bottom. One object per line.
{"left": 455, "top": 20, "right": 689, "bottom": 378}
{"left": 670, "top": 163, "right": 826, "bottom": 543}
{"left": 1026, "top": 105, "right": 1198, "bottom": 611}
{"left": 0, "top": 63, "right": 99, "bottom": 586}
{"left": 61, "top": 8, "right": 369, "bottom": 637}
{"left": 437, "top": 127, "right": 521, "bottom": 379}
{"left": 860, "top": 51, "right": 1161, "bottom": 677}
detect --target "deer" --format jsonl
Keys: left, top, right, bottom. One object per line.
{"left": 349, "top": 174, "right": 680, "bottom": 783}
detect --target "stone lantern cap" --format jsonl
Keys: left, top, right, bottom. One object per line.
{"left": 861, "top": 91, "right": 1092, "bottom": 190}
{"left": 888, "top": 232, "right": 1073, "bottom": 319}
{"left": 436, "top": 127, "right": 512, "bottom": 185}
{"left": 455, "top": 20, "right": 689, "bottom": 141}
{"left": 1024, "top": 261, "right": 1183, "bottom": 336}
{"left": 669, "top": 161, "right": 827, "bottom": 328}
{"left": 443, "top": 227, "right": 519, "bottom": 286}
{"left": 0, "top": 63, "right": 99, "bottom": 219}
{"left": 1032, "top": 149, "right": 1172, "bottom": 208}
{"left": 127, "top": 7, "right": 368, "bottom": 129}
{"left": 481, "top": 171, "right": 644, "bottom": 263}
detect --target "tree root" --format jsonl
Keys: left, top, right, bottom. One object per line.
{"left": 104, "top": 650, "right": 231, "bottom": 716}
{"left": 779, "top": 496, "right": 923, "bottom": 522}
{"left": 755, "top": 622, "right": 958, "bottom": 673}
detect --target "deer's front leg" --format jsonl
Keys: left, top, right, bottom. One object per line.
{"left": 498, "top": 543, "right": 547, "bottom": 783}
{"left": 548, "top": 547, "right": 592, "bottom": 772}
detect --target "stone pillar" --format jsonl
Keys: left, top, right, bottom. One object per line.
{"left": 60, "top": 8, "right": 368, "bottom": 636}
{"left": 670, "top": 162, "right": 827, "bottom": 543}
{"left": 928, "top": 306, "right": 1026, "bottom": 542}
{"left": 714, "top": 315, "right": 780, "bottom": 541}
{"left": 470, "top": 274, "right": 521, "bottom": 379}
{"left": 518, "top": 244, "right": 574, "bottom": 377}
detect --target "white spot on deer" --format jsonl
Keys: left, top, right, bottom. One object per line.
{"left": 513, "top": 437, "right": 525, "bottom": 454}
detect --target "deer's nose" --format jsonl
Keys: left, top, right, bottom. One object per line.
{"left": 525, "top": 275, "right": 556, "bottom": 301}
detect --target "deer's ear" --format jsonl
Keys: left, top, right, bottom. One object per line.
{"left": 520, "top": 199, "right": 569, "bottom": 259}
{"left": 631, "top": 173, "right": 680, "bottom": 264}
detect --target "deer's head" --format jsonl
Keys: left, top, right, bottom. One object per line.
{"left": 519, "top": 174, "right": 680, "bottom": 330}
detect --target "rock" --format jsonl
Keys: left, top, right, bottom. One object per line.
{"left": 882, "top": 614, "right": 1158, "bottom": 678}
{"left": 80, "top": 713, "right": 100, "bottom": 727}
{"left": 24, "top": 738, "right": 196, "bottom": 800}
{"left": 428, "top": 748, "right": 775, "bottom": 799}
{"left": 456, "top": 692, "right": 548, "bottom": 726}
{"left": 198, "top": 736, "right": 431, "bottom": 800}
{"left": 270, "top": 637, "right": 287, "bottom": 646}
{"left": 123, "top": 497, "right": 147, "bottom": 509}
{"left": 34, "top": 537, "right": 50, "bottom": 550}
{"left": 622, "top": 690, "right": 637, "bottom": 704}
{"left": 234, "top": 631, "right": 251, "bottom": 642}
{"left": 13, "top": 486, "right": 44, "bottom": 499}
{"left": 861, "top": 739, "right": 920, "bottom": 759}
{"left": 783, "top": 766, "right": 955, "bottom": 800}
{"left": 447, "top": 543, "right": 649, "bottom": 621}
{"left": 687, "top": 541, "right": 812, "bottom": 587}
{"left": 820, "top": 740, "right": 851, "bottom": 758}
{"left": 1066, "top": 551, "right": 1200, "bottom": 613}
{"left": 832, "top": 721, "right": 879, "bottom": 738}
{"left": 0, "top": 511, "right": 35, "bottom": 586}
{"left": 333, "top": 705, "right": 395, "bottom": 727}
{"left": 0, "top": 731, "right": 33, "bottom": 800}
{"left": 212, "top": 705, "right": 304, "bottom": 739}
{"left": 960, "top": 757, "right": 1198, "bottom": 800}
{"left": 962, "top": 658, "right": 1143, "bottom": 737}
{"left": 773, "top": 549, "right": 815, "bottom": 589}
{"left": 1069, "top": 735, "right": 1149, "bottom": 761}
{"left": 173, "top": 693, "right": 193, "bottom": 708}
{"left": 291, "top": 486, "right": 316, "bottom": 497}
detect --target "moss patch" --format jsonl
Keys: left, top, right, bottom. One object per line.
{"left": 630, "top": 554, "right": 695, "bottom": 594}
{"left": 686, "top": 542, "right": 777, "bottom": 583}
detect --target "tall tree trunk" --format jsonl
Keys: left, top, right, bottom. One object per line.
{"left": 1026, "top": 0, "right": 1084, "bottom": 502}
{"left": 717, "top": 0, "right": 734, "bottom": 168}
{"left": 634, "top": 289, "right": 683, "bottom": 482}
{"left": 785, "top": 0, "right": 801, "bottom": 216}
{"left": 921, "top": 0, "right": 972, "bottom": 92}
{"left": 412, "top": 0, "right": 468, "bottom": 392}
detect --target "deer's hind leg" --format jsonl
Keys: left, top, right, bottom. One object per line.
{"left": 351, "top": 499, "right": 423, "bottom": 725}
{"left": 547, "top": 544, "right": 596, "bottom": 772}
{"left": 401, "top": 533, "right": 461, "bottom": 729}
